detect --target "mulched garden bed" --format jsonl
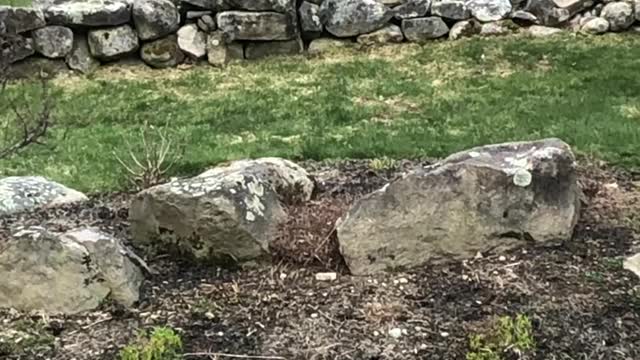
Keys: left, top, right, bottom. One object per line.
{"left": 1, "top": 158, "right": 639, "bottom": 360}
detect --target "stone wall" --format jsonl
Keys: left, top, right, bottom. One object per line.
{"left": 0, "top": 0, "right": 637, "bottom": 73}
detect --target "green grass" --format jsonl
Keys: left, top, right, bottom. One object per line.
{"left": 2, "top": 34, "right": 640, "bottom": 192}
{"left": 0, "top": 0, "right": 32, "bottom": 6}
{"left": 119, "top": 327, "right": 182, "bottom": 360}
{"left": 467, "top": 314, "right": 536, "bottom": 360}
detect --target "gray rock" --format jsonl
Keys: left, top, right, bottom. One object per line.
{"left": 186, "top": 10, "right": 212, "bottom": 19}
{"left": 7, "top": 57, "right": 69, "bottom": 80}
{"left": 45, "top": 0, "right": 131, "bottom": 27}
{"left": 181, "top": 0, "right": 219, "bottom": 10}
{"left": 0, "top": 176, "right": 87, "bottom": 216}
{"left": 393, "top": 0, "right": 431, "bottom": 19}
{"left": 88, "top": 25, "right": 139, "bottom": 61}
{"left": 197, "top": 14, "right": 216, "bottom": 32}
{"left": 581, "top": 16, "right": 609, "bottom": 33}
{"left": 526, "top": 24, "right": 564, "bottom": 36}
{"left": 307, "top": 37, "right": 354, "bottom": 56}
{"left": 431, "top": 0, "right": 470, "bottom": 20}
{"left": 525, "top": 0, "right": 592, "bottom": 26}
{"left": 636, "top": 0, "right": 640, "bottom": 21}
{"left": 449, "top": 19, "right": 481, "bottom": 39}
{"left": 217, "top": 11, "right": 296, "bottom": 41}
{"left": 299, "top": 1, "right": 323, "bottom": 40}
{"left": 218, "top": 0, "right": 295, "bottom": 12}
{"left": 245, "top": 39, "right": 302, "bottom": 59}
{"left": 130, "top": 158, "right": 313, "bottom": 264}
{"left": 0, "top": 33, "right": 34, "bottom": 64}
{"left": 624, "top": 253, "right": 640, "bottom": 279}
{"left": 320, "top": 0, "right": 393, "bottom": 37}
{"left": 337, "top": 138, "right": 580, "bottom": 275}
{"left": 510, "top": 10, "right": 538, "bottom": 24}
{"left": 32, "top": 26, "right": 73, "bottom": 58}
{"left": 140, "top": 34, "right": 184, "bottom": 68}
{"left": 66, "top": 34, "right": 100, "bottom": 74}
{"left": 600, "top": 2, "right": 633, "bottom": 31}
{"left": 132, "top": 0, "right": 180, "bottom": 41}
{"left": 0, "top": 6, "right": 46, "bottom": 34}
{"left": 0, "top": 227, "right": 145, "bottom": 314}
{"left": 206, "top": 31, "right": 229, "bottom": 66}
{"left": 177, "top": 23, "right": 206, "bottom": 59}
{"left": 357, "top": 24, "right": 404, "bottom": 45}
{"left": 227, "top": 42, "right": 244, "bottom": 59}
{"left": 467, "top": 0, "right": 512, "bottom": 21}
{"left": 479, "top": 20, "right": 513, "bottom": 35}
{"left": 401, "top": 17, "right": 449, "bottom": 41}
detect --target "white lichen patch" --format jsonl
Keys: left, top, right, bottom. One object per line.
{"left": 512, "top": 168, "right": 533, "bottom": 187}
{"left": 0, "top": 176, "right": 87, "bottom": 216}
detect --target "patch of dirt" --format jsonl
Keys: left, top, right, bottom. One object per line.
{"left": 1, "top": 159, "right": 639, "bottom": 360}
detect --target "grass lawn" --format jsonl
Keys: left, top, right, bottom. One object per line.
{"left": 2, "top": 34, "right": 640, "bottom": 192}
{"left": 0, "top": 0, "right": 32, "bottom": 6}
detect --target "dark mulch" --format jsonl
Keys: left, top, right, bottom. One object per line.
{"left": 1, "top": 159, "right": 639, "bottom": 360}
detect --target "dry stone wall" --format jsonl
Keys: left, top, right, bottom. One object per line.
{"left": 0, "top": 0, "right": 638, "bottom": 74}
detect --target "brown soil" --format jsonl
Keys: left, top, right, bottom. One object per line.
{"left": 1, "top": 159, "right": 639, "bottom": 360}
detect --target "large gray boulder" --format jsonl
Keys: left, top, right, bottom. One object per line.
{"left": 0, "top": 176, "right": 87, "bottom": 216}
{"left": 0, "top": 227, "right": 145, "bottom": 314}
{"left": 393, "top": 0, "right": 431, "bottom": 19}
{"left": 431, "top": 0, "right": 471, "bottom": 20}
{"left": 130, "top": 158, "right": 313, "bottom": 264}
{"left": 45, "top": 0, "right": 131, "bottom": 27}
{"left": 32, "top": 26, "right": 73, "bottom": 58}
{"left": 524, "top": 0, "right": 591, "bottom": 26}
{"left": 88, "top": 25, "right": 139, "bottom": 61}
{"left": 141, "top": 35, "right": 184, "bottom": 68}
{"left": 319, "top": 0, "right": 393, "bottom": 37}
{"left": 177, "top": 23, "right": 206, "bottom": 59}
{"left": 600, "top": 2, "right": 633, "bottom": 31}
{"left": 467, "top": 0, "right": 512, "bottom": 21}
{"left": 217, "top": 11, "right": 296, "bottom": 41}
{"left": 581, "top": 17, "right": 609, "bottom": 33}
{"left": 132, "top": 0, "right": 180, "bottom": 41}
{"left": 337, "top": 139, "right": 580, "bottom": 275}
{"left": 245, "top": 39, "right": 302, "bottom": 59}
{"left": 0, "top": 6, "right": 46, "bottom": 34}
{"left": 0, "top": 33, "right": 34, "bottom": 64}
{"left": 299, "top": 1, "right": 323, "bottom": 40}
{"left": 66, "top": 34, "right": 100, "bottom": 74}
{"left": 402, "top": 17, "right": 449, "bottom": 41}
{"left": 357, "top": 24, "right": 404, "bottom": 44}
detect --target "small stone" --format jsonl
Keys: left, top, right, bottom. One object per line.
{"left": 449, "top": 19, "right": 481, "bottom": 40}
{"left": 311, "top": 313, "right": 318, "bottom": 318}
{"left": 140, "top": 35, "right": 184, "bottom": 68}
{"left": 177, "top": 24, "right": 206, "bottom": 59}
{"left": 498, "top": 255, "right": 507, "bottom": 261}
{"left": 315, "top": 272, "right": 337, "bottom": 281}
{"left": 373, "top": 330, "right": 380, "bottom": 336}
{"left": 389, "top": 328, "right": 403, "bottom": 338}
{"left": 186, "top": 10, "right": 212, "bottom": 19}
{"left": 440, "top": 331, "right": 450, "bottom": 337}
{"left": 624, "top": 253, "right": 640, "bottom": 279}
{"left": 197, "top": 15, "right": 216, "bottom": 32}
{"left": 204, "top": 311, "right": 215, "bottom": 319}
{"left": 526, "top": 25, "right": 563, "bottom": 37}
{"left": 279, "top": 273, "right": 287, "bottom": 280}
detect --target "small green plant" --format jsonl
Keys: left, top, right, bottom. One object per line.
{"left": 119, "top": 327, "right": 182, "bottom": 360}
{"left": 466, "top": 314, "right": 535, "bottom": 360}
{"left": 585, "top": 270, "right": 605, "bottom": 283}
{"left": 369, "top": 157, "right": 396, "bottom": 171}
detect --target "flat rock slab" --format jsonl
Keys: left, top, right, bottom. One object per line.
{"left": 0, "top": 176, "right": 87, "bottom": 216}
{"left": 0, "top": 6, "right": 46, "bottom": 34}
{"left": 0, "top": 227, "right": 145, "bottom": 314}
{"left": 45, "top": 0, "right": 131, "bottom": 27}
{"left": 217, "top": 11, "right": 296, "bottom": 41}
{"left": 130, "top": 158, "right": 313, "bottom": 264}
{"left": 338, "top": 138, "right": 581, "bottom": 275}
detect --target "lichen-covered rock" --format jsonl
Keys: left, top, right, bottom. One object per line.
{"left": 624, "top": 253, "right": 640, "bottom": 279}
{"left": 132, "top": 0, "right": 179, "bottom": 41}
{"left": 7, "top": 57, "right": 69, "bottom": 80}
{"left": 449, "top": 19, "right": 481, "bottom": 39}
{"left": 581, "top": 16, "right": 609, "bottom": 33}
{"left": 32, "top": 26, "right": 73, "bottom": 58}
{"left": 319, "top": 0, "right": 393, "bottom": 37}
{"left": 308, "top": 37, "right": 354, "bottom": 56}
{"left": 337, "top": 138, "right": 580, "bottom": 275}
{"left": 66, "top": 34, "right": 100, "bottom": 74}
{"left": 0, "top": 33, "right": 34, "bottom": 64}
{"left": 431, "top": 0, "right": 471, "bottom": 19}
{"left": 130, "top": 158, "right": 313, "bottom": 264}
{"left": 219, "top": 0, "right": 295, "bottom": 12}
{"left": 245, "top": 39, "right": 302, "bottom": 59}
{"left": 467, "top": 0, "right": 512, "bottom": 21}
{"left": 600, "top": 2, "right": 633, "bottom": 31}
{"left": 141, "top": 35, "right": 184, "bottom": 68}
{"left": 177, "top": 23, "right": 206, "bottom": 59}
{"left": 197, "top": 14, "right": 216, "bottom": 32}
{"left": 206, "top": 31, "right": 243, "bottom": 65}
{"left": 0, "top": 176, "right": 87, "bottom": 216}
{"left": 401, "top": 17, "right": 449, "bottom": 41}
{"left": 88, "top": 25, "right": 139, "bottom": 61}
{"left": 217, "top": 11, "right": 296, "bottom": 41}
{"left": 525, "top": 0, "right": 591, "bottom": 26}
{"left": 299, "top": 1, "right": 323, "bottom": 40}
{"left": 526, "top": 24, "right": 564, "bottom": 36}
{"left": 479, "top": 20, "right": 514, "bottom": 35}
{"left": 0, "top": 6, "right": 45, "bottom": 34}
{"left": 0, "top": 227, "right": 145, "bottom": 314}
{"left": 357, "top": 24, "right": 404, "bottom": 45}
{"left": 45, "top": 0, "right": 131, "bottom": 27}
{"left": 393, "top": 0, "right": 431, "bottom": 19}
